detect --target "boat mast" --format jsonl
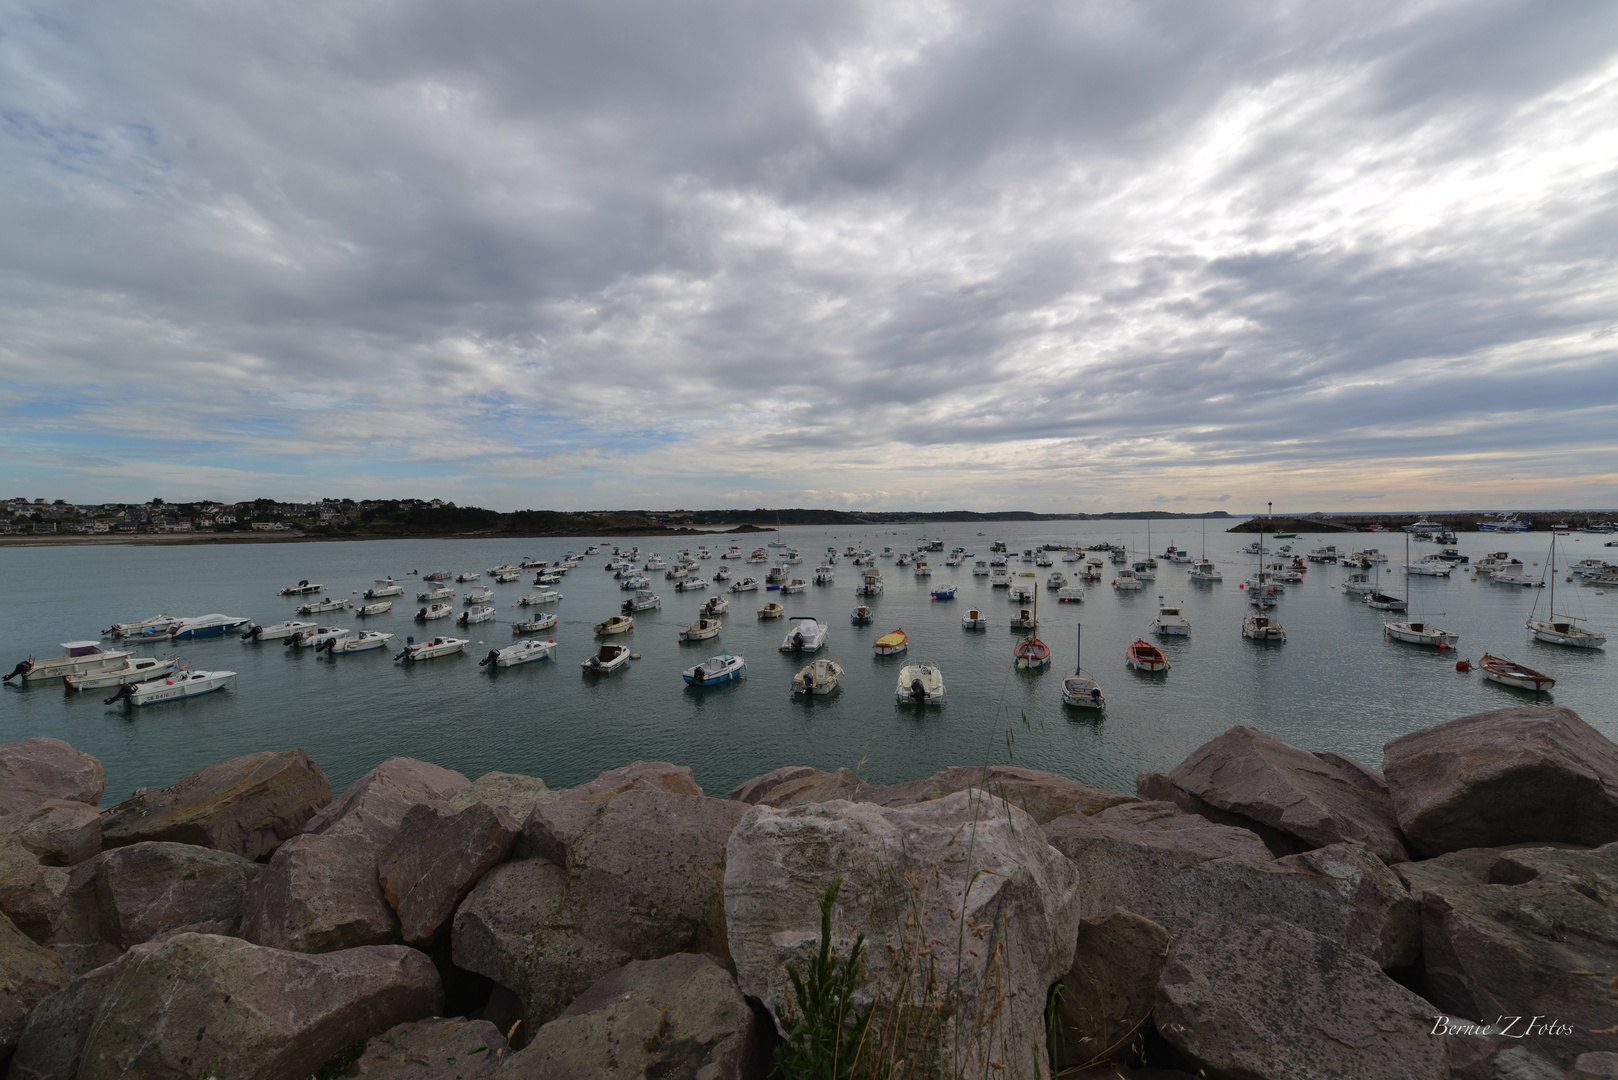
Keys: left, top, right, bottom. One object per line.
{"left": 1075, "top": 622, "right": 1082, "bottom": 675}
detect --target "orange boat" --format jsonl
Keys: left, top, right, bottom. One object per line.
{"left": 873, "top": 628, "right": 908, "bottom": 656}
{"left": 1014, "top": 635, "right": 1050, "bottom": 670}
{"left": 1125, "top": 638, "right": 1169, "bottom": 673}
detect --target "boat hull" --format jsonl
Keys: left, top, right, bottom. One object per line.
{"left": 124, "top": 671, "right": 235, "bottom": 705}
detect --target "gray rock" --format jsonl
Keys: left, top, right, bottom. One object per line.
{"left": 1576, "top": 1052, "right": 1618, "bottom": 1079}
{"left": 9, "top": 957, "right": 120, "bottom": 1080}
{"left": 304, "top": 757, "right": 471, "bottom": 847}
{"left": 1397, "top": 842, "right": 1618, "bottom": 1069}
{"left": 502, "top": 953, "right": 755, "bottom": 1080}
{"left": 75, "top": 841, "right": 260, "bottom": 949}
{"left": 1050, "top": 908, "right": 1171, "bottom": 1070}
{"left": 726, "top": 791, "right": 1081, "bottom": 1080}
{"left": 560, "top": 759, "right": 703, "bottom": 800}
{"left": 77, "top": 933, "right": 442, "bottom": 1080}
{"left": 1140, "top": 726, "right": 1409, "bottom": 863}
{"left": 0, "top": 911, "right": 70, "bottom": 1058}
{"left": 446, "top": 771, "right": 555, "bottom": 820}
{"left": 0, "top": 800, "right": 102, "bottom": 866}
{"left": 0, "top": 738, "right": 105, "bottom": 816}
{"left": 377, "top": 800, "right": 521, "bottom": 946}
{"left": 455, "top": 787, "right": 744, "bottom": 1027}
{"left": 1383, "top": 705, "right": 1618, "bottom": 857}
{"left": 0, "top": 832, "right": 70, "bottom": 944}
{"left": 240, "top": 832, "right": 401, "bottom": 953}
{"left": 1155, "top": 914, "right": 1449, "bottom": 1080}
{"left": 100, "top": 749, "right": 332, "bottom": 860}
{"left": 1045, "top": 801, "right": 1419, "bottom": 969}
{"left": 352, "top": 1016, "right": 508, "bottom": 1079}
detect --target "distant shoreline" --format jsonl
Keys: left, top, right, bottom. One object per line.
{"left": 0, "top": 525, "right": 777, "bottom": 548}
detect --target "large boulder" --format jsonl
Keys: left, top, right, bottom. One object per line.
{"left": 1154, "top": 915, "right": 1449, "bottom": 1079}
{"left": 454, "top": 784, "right": 744, "bottom": 1027}
{"left": 733, "top": 764, "right": 1137, "bottom": 824}
{"left": 377, "top": 800, "right": 521, "bottom": 946}
{"left": 100, "top": 750, "right": 332, "bottom": 860}
{"left": 240, "top": 832, "right": 401, "bottom": 953}
{"left": 1049, "top": 908, "right": 1171, "bottom": 1070}
{"left": 0, "top": 911, "right": 70, "bottom": 1058}
{"left": 0, "top": 738, "right": 105, "bottom": 815}
{"left": 502, "top": 953, "right": 756, "bottom": 1080}
{"left": 0, "top": 800, "right": 102, "bottom": 866}
{"left": 446, "top": 771, "right": 555, "bottom": 820}
{"left": 76, "top": 933, "right": 442, "bottom": 1079}
{"left": 9, "top": 956, "right": 121, "bottom": 1080}
{"left": 74, "top": 841, "right": 261, "bottom": 949}
{"left": 1044, "top": 801, "right": 1419, "bottom": 969}
{"left": 560, "top": 759, "right": 703, "bottom": 800}
{"left": 1138, "top": 726, "right": 1409, "bottom": 863}
{"left": 304, "top": 757, "right": 470, "bottom": 847}
{"left": 1397, "top": 842, "right": 1618, "bottom": 1069}
{"left": 1383, "top": 705, "right": 1618, "bottom": 856}
{"left": 0, "top": 833, "right": 70, "bottom": 944}
{"left": 351, "top": 1016, "right": 508, "bottom": 1079}
{"left": 726, "top": 792, "right": 1082, "bottom": 1080}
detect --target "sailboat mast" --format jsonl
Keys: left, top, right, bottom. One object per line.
{"left": 1075, "top": 622, "right": 1082, "bottom": 675}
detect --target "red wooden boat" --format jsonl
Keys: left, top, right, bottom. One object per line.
{"left": 1014, "top": 635, "right": 1050, "bottom": 670}
{"left": 1125, "top": 638, "right": 1169, "bottom": 673}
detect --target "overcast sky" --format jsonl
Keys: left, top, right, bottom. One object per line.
{"left": 3, "top": 0, "right": 1615, "bottom": 513}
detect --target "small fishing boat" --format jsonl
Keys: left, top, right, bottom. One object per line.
{"left": 782, "top": 579, "right": 809, "bottom": 594}
{"left": 1364, "top": 592, "right": 1407, "bottom": 612}
{"left": 873, "top": 628, "right": 909, "bottom": 656}
{"left": 1479, "top": 653, "right": 1554, "bottom": 692}
{"left": 1150, "top": 597, "right": 1191, "bottom": 637}
{"left": 856, "top": 569, "right": 885, "bottom": 596}
{"left": 1384, "top": 621, "right": 1460, "bottom": 647}
{"left": 1046, "top": 573, "right": 1067, "bottom": 591}
{"left": 65, "top": 656, "right": 177, "bottom": 691}
{"left": 961, "top": 608, "right": 987, "bottom": 630}
{"left": 793, "top": 657, "right": 844, "bottom": 695}
{"left": 242, "top": 620, "right": 317, "bottom": 642}
{"left": 297, "top": 598, "right": 348, "bottom": 615}
{"left": 1061, "top": 625, "right": 1104, "bottom": 709}
{"left": 417, "top": 587, "right": 453, "bottom": 602}
{"left": 1341, "top": 572, "right": 1378, "bottom": 596}
{"left": 593, "top": 614, "right": 634, "bottom": 636}
{"left": 680, "top": 616, "right": 723, "bottom": 642}
{"left": 1491, "top": 561, "right": 1543, "bottom": 587}
{"left": 1242, "top": 613, "right": 1286, "bottom": 642}
{"left": 464, "top": 587, "right": 495, "bottom": 605}
{"left": 1131, "top": 560, "right": 1157, "bottom": 583}
{"left": 1404, "top": 559, "right": 1452, "bottom": 578}
{"left": 455, "top": 572, "right": 481, "bottom": 583}
{"left": 1056, "top": 585, "right": 1086, "bottom": 603}
{"left": 990, "top": 568, "right": 1012, "bottom": 587}
{"left": 320, "top": 630, "right": 394, "bottom": 654}
{"left": 103, "top": 614, "right": 181, "bottom": 639}
{"left": 396, "top": 636, "right": 468, "bottom": 661}
{"left": 1113, "top": 569, "right": 1142, "bottom": 591}
{"left": 896, "top": 660, "right": 945, "bottom": 704}
{"left": 481, "top": 638, "right": 556, "bottom": 668}
{"left": 814, "top": 565, "right": 836, "bottom": 585}
{"left": 972, "top": 561, "right": 990, "bottom": 576}
{"left": 168, "top": 615, "right": 253, "bottom": 640}
{"left": 913, "top": 561, "right": 931, "bottom": 578}
{"left": 851, "top": 605, "right": 874, "bottom": 625}
{"left": 683, "top": 651, "right": 746, "bottom": 687}
{"left": 1011, "top": 607, "right": 1037, "bottom": 630}
{"left": 703, "top": 595, "right": 729, "bottom": 617}
{"left": 780, "top": 617, "right": 829, "bottom": 653}
{"left": 422, "top": 571, "right": 452, "bottom": 582}
{"left": 520, "top": 590, "right": 563, "bottom": 605}
{"left": 675, "top": 577, "right": 708, "bottom": 592}
{"left": 731, "top": 577, "right": 760, "bottom": 593}
{"left": 457, "top": 606, "right": 495, "bottom": 626}
{"left": 512, "top": 612, "right": 559, "bottom": 635}
{"left": 1014, "top": 635, "right": 1050, "bottom": 670}
{"left": 713, "top": 566, "right": 732, "bottom": 582}
{"left": 1009, "top": 585, "right": 1035, "bottom": 603}
{"left": 536, "top": 571, "right": 564, "bottom": 585}
{"left": 288, "top": 626, "right": 349, "bottom": 648}
{"left": 1306, "top": 546, "right": 1339, "bottom": 564}
{"left": 581, "top": 642, "right": 632, "bottom": 674}
{"left": 415, "top": 603, "right": 453, "bottom": 621}
{"left": 930, "top": 584, "right": 957, "bottom": 600}
{"left": 758, "top": 602, "right": 785, "bottom": 620}
{"left": 622, "top": 590, "right": 661, "bottom": 613}
{"left": 365, "top": 581, "right": 405, "bottom": 599}
{"left": 486, "top": 564, "right": 522, "bottom": 577}
{"left": 278, "top": 581, "right": 323, "bottom": 596}
{"left": 104, "top": 668, "right": 235, "bottom": 706}
{"left": 1125, "top": 638, "right": 1169, "bottom": 673}
{"left": 355, "top": 601, "right": 393, "bottom": 616}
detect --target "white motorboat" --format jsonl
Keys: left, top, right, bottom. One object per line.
{"left": 512, "top": 613, "right": 559, "bottom": 635}
{"left": 704, "top": 595, "right": 730, "bottom": 617}
{"left": 1306, "top": 546, "right": 1340, "bottom": 564}
{"left": 913, "top": 562, "right": 931, "bottom": 579}
{"left": 594, "top": 614, "right": 635, "bottom": 636}
{"left": 243, "top": 620, "right": 317, "bottom": 642}
{"left": 417, "top": 587, "right": 453, "bottom": 601}
{"left": 104, "top": 668, "right": 235, "bottom": 706}
{"left": 622, "top": 590, "right": 661, "bottom": 613}
{"left": 297, "top": 598, "right": 348, "bottom": 615}
{"left": 321, "top": 630, "right": 394, "bottom": 654}
{"left": 1113, "top": 569, "right": 1142, "bottom": 591}
{"left": 1187, "top": 560, "right": 1221, "bottom": 582}
{"left": 422, "top": 571, "right": 452, "bottom": 582}
{"left": 1010, "top": 607, "right": 1036, "bottom": 630}
{"left": 722, "top": 547, "right": 743, "bottom": 560}
{"left": 396, "top": 636, "right": 468, "bottom": 661}
{"left": 766, "top": 565, "right": 791, "bottom": 585}
{"left": 1341, "top": 572, "right": 1378, "bottom": 596}
{"left": 1527, "top": 539, "right": 1607, "bottom": 648}
{"left": 455, "top": 572, "right": 481, "bottom": 583}
{"left": 1570, "top": 558, "right": 1616, "bottom": 578}
{"left": 481, "top": 638, "right": 556, "bottom": 668}
{"left": 486, "top": 564, "right": 522, "bottom": 577}
{"left": 793, "top": 657, "right": 844, "bottom": 695}
{"left": 895, "top": 660, "right": 945, "bottom": 704}
{"left": 1242, "top": 613, "right": 1286, "bottom": 641}
{"left": 990, "top": 568, "right": 1012, "bottom": 588}
{"left": 1110, "top": 548, "right": 1128, "bottom": 564}
{"left": 1034, "top": 552, "right": 1054, "bottom": 567}
{"left": 463, "top": 587, "right": 495, "bottom": 605}
{"left": 104, "top": 614, "right": 181, "bottom": 639}
{"left": 1383, "top": 621, "right": 1460, "bottom": 647}
{"left": 972, "top": 561, "right": 990, "bottom": 576}
{"left": 713, "top": 566, "right": 732, "bottom": 582}
{"left": 961, "top": 608, "right": 987, "bottom": 629}
{"left": 520, "top": 590, "right": 563, "bottom": 605}
{"left": 731, "top": 577, "right": 760, "bottom": 593}
{"left": 1131, "top": 560, "right": 1157, "bottom": 583}
{"left": 356, "top": 601, "right": 393, "bottom": 616}
{"left": 1404, "top": 560, "right": 1452, "bottom": 578}
{"left": 675, "top": 577, "right": 708, "bottom": 592}
{"left": 814, "top": 565, "right": 836, "bottom": 585}
{"left": 168, "top": 615, "right": 252, "bottom": 640}
{"left": 1479, "top": 653, "right": 1553, "bottom": 692}
{"left": 65, "top": 656, "right": 177, "bottom": 691}
{"left": 279, "top": 580, "right": 324, "bottom": 596}
{"left": 644, "top": 555, "right": 667, "bottom": 571}
{"left": 1009, "top": 585, "right": 1035, "bottom": 603}
{"left": 289, "top": 626, "right": 350, "bottom": 648}
{"left": 536, "top": 571, "right": 564, "bottom": 585}
{"left": 1056, "top": 585, "right": 1085, "bottom": 604}
{"left": 415, "top": 603, "right": 453, "bottom": 621}
{"left": 457, "top": 606, "right": 495, "bottom": 626}
{"left": 1046, "top": 573, "right": 1068, "bottom": 591}
{"left": 1151, "top": 597, "right": 1191, "bottom": 637}
{"left": 1491, "top": 560, "right": 1542, "bottom": 587}
{"left": 581, "top": 643, "right": 631, "bottom": 674}
{"left": 856, "top": 569, "right": 884, "bottom": 596}
{"left": 780, "top": 617, "right": 829, "bottom": 653}
{"left": 365, "top": 583, "right": 404, "bottom": 599}
{"left": 680, "top": 616, "right": 723, "bottom": 642}
{"left": 758, "top": 602, "right": 785, "bottom": 620}
{"left": 683, "top": 651, "right": 745, "bottom": 687}
{"left": 782, "top": 579, "right": 808, "bottom": 594}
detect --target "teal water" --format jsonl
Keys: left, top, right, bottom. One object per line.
{"left": 2, "top": 523, "right": 1613, "bottom": 804}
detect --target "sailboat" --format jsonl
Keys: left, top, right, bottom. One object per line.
{"left": 767, "top": 510, "right": 788, "bottom": 549}
{"left": 1362, "top": 534, "right": 1406, "bottom": 611}
{"left": 1061, "top": 624, "right": 1105, "bottom": 708}
{"left": 1526, "top": 536, "right": 1607, "bottom": 648}
{"left": 1188, "top": 515, "right": 1221, "bottom": 582}
{"left": 1014, "top": 586, "right": 1050, "bottom": 669}
{"left": 1243, "top": 502, "right": 1286, "bottom": 641}
{"left": 1384, "top": 531, "right": 1460, "bottom": 646}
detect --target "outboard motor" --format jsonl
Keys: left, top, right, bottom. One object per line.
{"left": 284, "top": 634, "right": 301, "bottom": 647}
{"left": 242, "top": 624, "right": 262, "bottom": 641}
{"left": 317, "top": 637, "right": 335, "bottom": 654}
{"left": 480, "top": 649, "right": 499, "bottom": 667}
{"left": 104, "top": 683, "right": 135, "bottom": 705}
{"left": 791, "top": 632, "right": 804, "bottom": 652}
{"left": 802, "top": 671, "right": 815, "bottom": 694}
{"left": 4, "top": 659, "right": 34, "bottom": 683}
{"left": 910, "top": 678, "right": 926, "bottom": 704}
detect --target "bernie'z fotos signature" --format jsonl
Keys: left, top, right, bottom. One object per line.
{"left": 1431, "top": 1016, "right": 1575, "bottom": 1038}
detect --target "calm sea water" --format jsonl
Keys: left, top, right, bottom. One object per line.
{"left": 2, "top": 522, "right": 1613, "bottom": 804}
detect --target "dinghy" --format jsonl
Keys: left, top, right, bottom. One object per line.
{"left": 792, "top": 657, "right": 844, "bottom": 695}
{"left": 895, "top": 660, "right": 945, "bottom": 704}
{"left": 581, "top": 643, "right": 631, "bottom": 674}
{"left": 1479, "top": 653, "right": 1554, "bottom": 692}
{"left": 1125, "top": 638, "right": 1169, "bottom": 673}
{"left": 513, "top": 613, "right": 559, "bottom": 635}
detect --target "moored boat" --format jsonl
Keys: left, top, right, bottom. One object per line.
{"left": 463, "top": 587, "right": 495, "bottom": 605}
{"left": 512, "top": 612, "right": 559, "bottom": 635}
{"left": 64, "top": 656, "right": 177, "bottom": 691}
{"left": 581, "top": 643, "right": 631, "bottom": 674}
{"left": 168, "top": 615, "right": 252, "bottom": 640}
{"left": 1150, "top": 597, "right": 1190, "bottom": 637}
{"left": 1125, "top": 638, "right": 1169, "bottom": 672}
{"left": 104, "top": 614, "right": 181, "bottom": 639}
{"left": 417, "top": 587, "right": 453, "bottom": 602}
{"left": 395, "top": 636, "right": 468, "bottom": 661}
{"left": 961, "top": 608, "right": 986, "bottom": 630}
{"left": 481, "top": 638, "right": 556, "bottom": 668}
{"left": 851, "top": 605, "right": 873, "bottom": 625}
{"left": 680, "top": 616, "right": 723, "bottom": 642}
{"left": 793, "top": 657, "right": 844, "bottom": 695}
{"left": 415, "top": 603, "right": 454, "bottom": 621}
{"left": 703, "top": 595, "right": 729, "bottom": 617}
{"left": 1383, "top": 620, "right": 1459, "bottom": 647}
{"left": 520, "top": 590, "right": 563, "bottom": 605}
{"left": 1242, "top": 613, "right": 1286, "bottom": 642}
{"left": 355, "top": 602, "right": 393, "bottom": 616}
{"left": 758, "top": 602, "right": 785, "bottom": 620}
{"left": 930, "top": 584, "right": 957, "bottom": 600}
{"left": 288, "top": 626, "right": 349, "bottom": 648}
{"left": 320, "top": 630, "right": 394, "bottom": 654}
{"left": 1061, "top": 625, "right": 1104, "bottom": 708}
{"left": 780, "top": 617, "right": 829, "bottom": 653}
{"left": 1014, "top": 635, "right": 1050, "bottom": 670}
{"left": 593, "top": 614, "right": 634, "bottom": 636}
{"left": 873, "top": 629, "right": 908, "bottom": 656}
{"left": 278, "top": 581, "right": 324, "bottom": 596}
{"left": 242, "top": 620, "right": 317, "bottom": 642}
{"left": 683, "top": 651, "right": 745, "bottom": 687}
{"left": 1479, "top": 653, "right": 1554, "bottom": 692}
{"left": 103, "top": 668, "right": 235, "bottom": 706}
{"left": 457, "top": 606, "right": 495, "bottom": 626}
{"left": 731, "top": 577, "right": 760, "bottom": 593}
{"left": 895, "top": 660, "right": 945, "bottom": 704}
{"left": 297, "top": 598, "right": 348, "bottom": 615}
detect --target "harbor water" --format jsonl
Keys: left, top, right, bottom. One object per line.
{"left": 2, "top": 522, "right": 1614, "bottom": 804}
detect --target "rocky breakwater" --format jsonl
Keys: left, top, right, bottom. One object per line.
{"left": 0, "top": 705, "right": 1614, "bottom": 1079}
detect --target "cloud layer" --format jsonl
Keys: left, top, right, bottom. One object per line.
{"left": 3, "top": 0, "right": 1616, "bottom": 510}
